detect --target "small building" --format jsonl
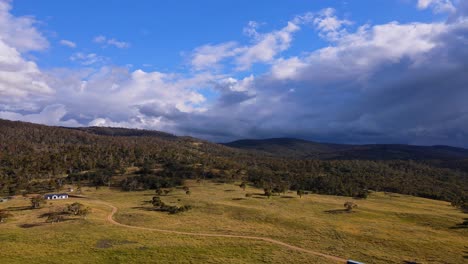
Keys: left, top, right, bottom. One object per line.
{"left": 347, "top": 260, "right": 364, "bottom": 264}
{"left": 44, "top": 193, "right": 69, "bottom": 200}
{"left": 0, "top": 197, "right": 9, "bottom": 203}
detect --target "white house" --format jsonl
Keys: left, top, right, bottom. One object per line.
{"left": 44, "top": 193, "right": 69, "bottom": 200}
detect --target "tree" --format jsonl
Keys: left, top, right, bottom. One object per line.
{"left": 355, "top": 189, "right": 368, "bottom": 199}
{"left": 67, "top": 202, "right": 90, "bottom": 217}
{"left": 0, "top": 210, "right": 12, "bottom": 223}
{"left": 239, "top": 182, "right": 247, "bottom": 191}
{"left": 155, "top": 188, "right": 163, "bottom": 196}
{"left": 31, "top": 195, "right": 45, "bottom": 209}
{"left": 297, "top": 190, "right": 304, "bottom": 198}
{"left": 344, "top": 201, "right": 358, "bottom": 212}
{"left": 276, "top": 182, "right": 289, "bottom": 194}
{"left": 46, "top": 212, "right": 65, "bottom": 223}
{"left": 163, "top": 189, "right": 172, "bottom": 196}
{"left": 183, "top": 186, "right": 190, "bottom": 192}
{"left": 76, "top": 181, "right": 82, "bottom": 194}
{"left": 264, "top": 188, "right": 272, "bottom": 199}
{"left": 152, "top": 196, "right": 163, "bottom": 207}
{"left": 185, "top": 190, "right": 191, "bottom": 195}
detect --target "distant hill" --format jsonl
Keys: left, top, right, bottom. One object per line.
{"left": 68, "top": 126, "right": 177, "bottom": 139}
{"left": 224, "top": 138, "right": 468, "bottom": 160}
{"left": 1, "top": 118, "right": 467, "bottom": 204}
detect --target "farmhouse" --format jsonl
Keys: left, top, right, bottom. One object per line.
{"left": 44, "top": 193, "right": 69, "bottom": 200}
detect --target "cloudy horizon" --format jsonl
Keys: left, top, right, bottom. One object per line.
{"left": 1, "top": 0, "right": 468, "bottom": 146}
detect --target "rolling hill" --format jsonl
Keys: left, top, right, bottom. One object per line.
{"left": 224, "top": 138, "right": 468, "bottom": 160}
{"left": 0, "top": 118, "right": 467, "bottom": 204}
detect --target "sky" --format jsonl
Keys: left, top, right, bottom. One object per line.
{"left": 1, "top": 0, "right": 468, "bottom": 147}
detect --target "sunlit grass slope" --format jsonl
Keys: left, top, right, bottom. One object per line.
{"left": 1, "top": 180, "right": 466, "bottom": 263}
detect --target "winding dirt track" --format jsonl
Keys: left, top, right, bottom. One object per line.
{"left": 88, "top": 198, "right": 347, "bottom": 263}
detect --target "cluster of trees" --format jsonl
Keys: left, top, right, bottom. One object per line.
{"left": 42, "top": 202, "right": 90, "bottom": 223}
{"left": 151, "top": 196, "right": 191, "bottom": 214}
{"left": 246, "top": 159, "right": 467, "bottom": 203}
{"left": 1, "top": 119, "right": 467, "bottom": 208}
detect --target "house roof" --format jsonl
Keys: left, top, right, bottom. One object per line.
{"left": 44, "top": 193, "right": 69, "bottom": 196}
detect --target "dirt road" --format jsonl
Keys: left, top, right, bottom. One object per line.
{"left": 88, "top": 198, "right": 347, "bottom": 263}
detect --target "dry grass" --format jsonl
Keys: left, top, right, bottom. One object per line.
{"left": 1, "top": 181, "right": 467, "bottom": 263}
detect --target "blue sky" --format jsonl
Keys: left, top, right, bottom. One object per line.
{"left": 11, "top": 0, "right": 439, "bottom": 71}
{"left": 1, "top": 0, "right": 468, "bottom": 146}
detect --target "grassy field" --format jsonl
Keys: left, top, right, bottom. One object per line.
{"left": 1, "top": 180, "right": 467, "bottom": 263}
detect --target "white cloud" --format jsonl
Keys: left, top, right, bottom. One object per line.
{"left": 0, "top": 1, "right": 52, "bottom": 111}
{"left": 235, "top": 21, "right": 300, "bottom": 70}
{"left": 189, "top": 10, "right": 351, "bottom": 72}
{"left": 217, "top": 75, "right": 255, "bottom": 92}
{"left": 0, "top": 104, "right": 80, "bottom": 126}
{"left": 417, "top": 0, "right": 456, "bottom": 13}
{"left": 312, "top": 8, "right": 353, "bottom": 41}
{"left": 0, "top": 0, "right": 48, "bottom": 52}
{"left": 59, "top": 39, "right": 76, "bottom": 48}
{"left": 243, "top": 21, "right": 262, "bottom": 39}
{"left": 70, "top": 52, "right": 106, "bottom": 65}
{"left": 107, "top": 38, "right": 130, "bottom": 48}
{"left": 270, "top": 57, "right": 307, "bottom": 80}
{"left": 190, "top": 42, "right": 241, "bottom": 70}
{"left": 35, "top": 66, "right": 214, "bottom": 133}
{"left": 271, "top": 20, "right": 448, "bottom": 84}
{"left": 93, "top": 35, "right": 106, "bottom": 43}
{"left": 93, "top": 35, "right": 130, "bottom": 48}
{"left": 190, "top": 18, "right": 301, "bottom": 71}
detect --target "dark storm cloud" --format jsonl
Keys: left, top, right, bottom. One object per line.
{"left": 159, "top": 8, "right": 468, "bottom": 147}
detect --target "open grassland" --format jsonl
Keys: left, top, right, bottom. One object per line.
{"left": 1, "top": 181, "right": 467, "bottom": 264}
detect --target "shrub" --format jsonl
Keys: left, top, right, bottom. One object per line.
{"left": 0, "top": 210, "right": 12, "bottom": 223}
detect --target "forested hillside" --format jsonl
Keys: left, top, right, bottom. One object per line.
{"left": 224, "top": 138, "right": 468, "bottom": 160}
{"left": 0, "top": 119, "right": 467, "bottom": 209}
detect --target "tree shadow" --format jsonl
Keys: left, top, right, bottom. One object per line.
{"left": 280, "top": 196, "right": 295, "bottom": 199}
{"left": 68, "top": 195, "right": 86, "bottom": 199}
{"left": 324, "top": 209, "right": 353, "bottom": 214}
{"left": 232, "top": 198, "right": 246, "bottom": 201}
{"left": 5, "top": 206, "right": 31, "bottom": 212}
{"left": 402, "top": 261, "right": 419, "bottom": 264}
{"left": 131, "top": 206, "right": 155, "bottom": 212}
{"left": 96, "top": 239, "right": 137, "bottom": 249}
{"left": 38, "top": 211, "right": 70, "bottom": 219}
{"left": 449, "top": 218, "right": 468, "bottom": 229}
{"left": 18, "top": 223, "right": 43, "bottom": 228}
{"left": 95, "top": 239, "right": 113, "bottom": 249}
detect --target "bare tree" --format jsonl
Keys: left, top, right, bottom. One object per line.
{"left": 297, "top": 190, "right": 304, "bottom": 198}
{"left": 31, "top": 195, "right": 45, "bottom": 209}
{"left": 239, "top": 182, "right": 247, "bottom": 191}
{"left": 344, "top": 201, "right": 358, "bottom": 212}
